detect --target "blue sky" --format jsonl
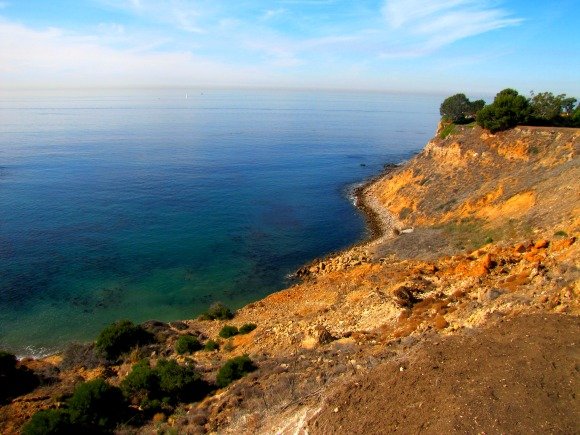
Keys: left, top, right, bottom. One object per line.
{"left": 0, "top": 0, "right": 578, "bottom": 95}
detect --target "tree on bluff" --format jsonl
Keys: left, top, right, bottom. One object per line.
{"left": 531, "top": 91, "right": 566, "bottom": 121}
{"left": 476, "top": 88, "right": 530, "bottom": 133}
{"left": 440, "top": 93, "right": 485, "bottom": 123}
{"left": 530, "top": 91, "right": 578, "bottom": 124}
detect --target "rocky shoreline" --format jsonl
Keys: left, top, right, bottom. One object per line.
{"left": 352, "top": 162, "right": 400, "bottom": 242}
{"left": 292, "top": 162, "right": 402, "bottom": 279}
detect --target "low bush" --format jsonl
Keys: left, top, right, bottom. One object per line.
{"left": 198, "top": 302, "right": 234, "bottom": 321}
{"left": 156, "top": 359, "right": 209, "bottom": 403}
{"left": 95, "top": 320, "right": 153, "bottom": 361}
{"left": 0, "top": 350, "right": 39, "bottom": 403}
{"left": 218, "top": 325, "right": 239, "bottom": 339}
{"left": 66, "top": 378, "right": 126, "bottom": 428}
{"left": 120, "top": 359, "right": 158, "bottom": 407}
{"left": 121, "top": 359, "right": 210, "bottom": 409}
{"left": 23, "top": 378, "right": 126, "bottom": 433}
{"left": 175, "top": 335, "right": 202, "bottom": 355}
{"left": 238, "top": 323, "right": 257, "bottom": 334}
{"left": 21, "top": 409, "right": 76, "bottom": 435}
{"left": 204, "top": 340, "right": 219, "bottom": 351}
{"left": 216, "top": 355, "right": 257, "bottom": 388}
{"left": 438, "top": 122, "right": 456, "bottom": 139}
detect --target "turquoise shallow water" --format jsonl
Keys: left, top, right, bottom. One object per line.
{"left": 0, "top": 89, "right": 440, "bottom": 356}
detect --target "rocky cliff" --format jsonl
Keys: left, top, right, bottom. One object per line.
{"left": 2, "top": 125, "right": 578, "bottom": 434}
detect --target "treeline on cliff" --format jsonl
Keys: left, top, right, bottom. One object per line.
{"left": 440, "top": 89, "right": 580, "bottom": 133}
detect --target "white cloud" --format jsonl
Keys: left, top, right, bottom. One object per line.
{"left": 0, "top": 1, "right": 528, "bottom": 90}
{"left": 98, "top": 0, "right": 208, "bottom": 33}
{"left": 262, "top": 8, "right": 287, "bottom": 21}
{"left": 381, "top": 0, "right": 522, "bottom": 54}
{"left": 97, "top": 22, "right": 126, "bottom": 35}
{"left": 0, "top": 20, "right": 259, "bottom": 87}
{"left": 384, "top": 0, "right": 468, "bottom": 28}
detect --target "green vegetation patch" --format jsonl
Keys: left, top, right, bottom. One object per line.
{"left": 239, "top": 323, "right": 257, "bottom": 334}
{"left": 439, "top": 93, "right": 485, "bottom": 124}
{"left": 95, "top": 320, "right": 153, "bottom": 361}
{"left": 23, "top": 378, "right": 126, "bottom": 434}
{"left": 204, "top": 340, "right": 220, "bottom": 351}
{"left": 199, "top": 302, "right": 234, "bottom": 321}
{"left": 440, "top": 88, "right": 579, "bottom": 134}
{"left": 66, "top": 378, "right": 126, "bottom": 428}
{"left": 437, "top": 217, "right": 492, "bottom": 251}
{"left": 219, "top": 325, "right": 239, "bottom": 339}
{"left": 439, "top": 123, "right": 456, "bottom": 139}
{"left": 438, "top": 217, "right": 534, "bottom": 250}
{"left": 121, "top": 358, "right": 210, "bottom": 411}
{"left": 175, "top": 335, "right": 202, "bottom": 355}
{"left": 216, "top": 355, "right": 257, "bottom": 388}
{"left": 22, "top": 409, "right": 75, "bottom": 435}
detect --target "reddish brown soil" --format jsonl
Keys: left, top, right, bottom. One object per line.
{"left": 310, "top": 314, "right": 579, "bottom": 434}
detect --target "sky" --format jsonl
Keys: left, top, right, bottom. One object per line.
{"left": 0, "top": 0, "right": 579, "bottom": 95}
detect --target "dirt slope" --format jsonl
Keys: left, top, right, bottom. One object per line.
{"left": 310, "top": 314, "right": 579, "bottom": 434}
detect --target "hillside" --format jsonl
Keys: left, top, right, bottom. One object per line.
{"left": 1, "top": 125, "right": 578, "bottom": 434}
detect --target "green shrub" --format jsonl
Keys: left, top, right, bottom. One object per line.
{"left": 439, "top": 122, "right": 456, "bottom": 139}
{"left": 218, "top": 325, "right": 239, "bottom": 339}
{"left": 204, "top": 340, "right": 220, "bottom": 351}
{"left": 239, "top": 323, "right": 257, "bottom": 334}
{"left": 572, "top": 106, "right": 580, "bottom": 126}
{"left": 199, "top": 302, "right": 234, "bottom": 321}
{"left": 156, "top": 359, "right": 209, "bottom": 403}
{"left": 95, "top": 320, "right": 153, "bottom": 360}
{"left": 476, "top": 88, "right": 530, "bottom": 133}
{"left": 175, "top": 335, "right": 202, "bottom": 355}
{"left": 0, "top": 350, "right": 39, "bottom": 403}
{"left": 24, "top": 379, "right": 126, "bottom": 433}
{"left": 554, "top": 230, "right": 568, "bottom": 237}
{"left": 440, "top": 93, "right": 485, "bottom": 123}
{"left": 121, "top": 359, "right": 210, "bottom": 408}
{"left": 66, "top": 378, "right": 126, "bottom": 428}
{"left": 120, "top": 359, "right": 159, "bottom": 406}
{"left": 216, "top": 355, "right": 257, "bottom": 388}
{"left": 21, "top": 409, "right": 76, "bottom": 435}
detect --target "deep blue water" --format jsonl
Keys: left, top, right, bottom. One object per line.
{"left": 0, "top": 89, "right": 440, "bottom": 356}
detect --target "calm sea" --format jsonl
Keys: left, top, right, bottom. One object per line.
{"left": 0, "top": 89, "right": 440, "bottom": 356}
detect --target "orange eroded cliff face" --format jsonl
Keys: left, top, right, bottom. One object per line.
{"left": 369, "top": 125, "right": 579, "bottom": 233}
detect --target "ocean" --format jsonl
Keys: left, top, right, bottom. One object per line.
{"left": 0, "top": 88, "right": 440, "bottom": 356}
